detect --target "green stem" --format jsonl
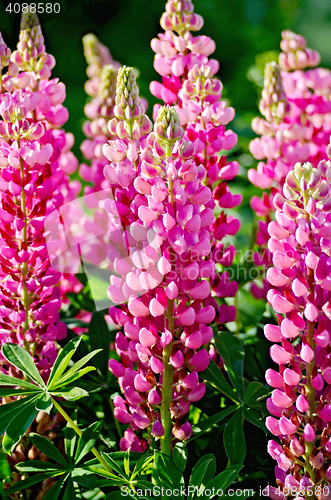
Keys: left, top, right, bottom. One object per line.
{"left": 17, "top": 137, "right": 29, "bottom": 340}
{"left": 302, "top": 199, "right": 316, "bottom": 491}
{"left": 160, "top": 304, "right": 174, "bottom": 456}
{"left": 51, "top": 398, "right": 113, "bottom": 474}
{"left": 160, "top": 147, "right": 176, "bottom": 457}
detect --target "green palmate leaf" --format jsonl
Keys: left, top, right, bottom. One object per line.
{"left": 62, "top": 477, "right": 75, "bottom": 500}
{"left": 71, "top": 468, "right": 97, "bottom": 489}
{"left": 102, "top": 453, "right": 127, "bottom": 478}
{"left": 52, "top": 387, "right": 89, "bottom": 401}
{"left": 190, "top": 406, "right": 237, "bottom": 442}
{"left": 215, "top": 332, "right": 245, "bottom": 402}
{"left": 89, "top": 311, "right": 111, "bottom": 374}
{"left": 200, "top": 360, "right": 240, "bottom": 403}
{"left": 172, "top": 442, "right": 187, "bottom": 472}
{"left": 42, "top": 476, "right": 68, "bottom": 500}
{"left": 3, "top": 396, "right": 39, "bottom": 454}
{"left": 205, "top": 465, "right": 243, "bottom": 499}
{"left": 0, "top": 373, "right": 40, "bottom": 390}
{"left": 88, "top": 466, "right": 127, "bottom": 484}
{"left": 154, "top": 450, "right": 184, "bottom": 493}
{"left": 1, "top": 344, "right": 45, "bottom": 388}
{"left": 223, "top": 409, "right": 246, "bottom": 465}
{"left": 243, "top": 406, "right": 267, "bottom": 433}
{"left": 101, "top": 451, "right": 143, "bottom": 464}
{"left": 75, "top": 421, "right": 102, "bottom": 464}
{"left": 53, "top": 366, "right": 96, "bottom": 389}
{"left": 47, "top": 336, "right": 82, "bottom": 389}
{"left": 55, "top": 350, "right": 102, "bottom": 383}
{"left": 6, "top": 471, "right": 62, "bottom": 495}
{"left": 0, "top": 388, "right": 40, "bottom": 397}
{"left": 188, "top": 454, "right": 216, "bottom": 500}
{"left": 131, "top": 454, "right": 154, "bottom": 479}
{"left": 0, "top": 396, "right": 35, "bottom": 435}
{"left": 16, "top": 460, "right": 65, "bottom": 472}
{"left": 64, "top": 414, "right": 77, "bottom": 465}
{"left": 30, "top": 433, "right": 69, "bottom": 468}
{"left": 244, "top": 381, "right": 271, "bottom": 406}
{"left": 35, "top": 393, "right": 53, "bottom": 414}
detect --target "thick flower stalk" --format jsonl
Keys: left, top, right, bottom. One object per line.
{"left": 248, "top": 32, "right": 331, "bottom": 298}
{"left": 106, "top": 73, "right": 214, "bottom": 453}
{"left": 264, "top": 154, "right": 331, "bottom": 499}
{"left": 0, "top": 12, "right": 78, "bottom": 376}
{"left": 150, "top": 0, "right": 241, "bottom": 328}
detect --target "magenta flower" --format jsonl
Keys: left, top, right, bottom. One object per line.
{"left": 80, "top": 34, "right": 121, "bottom": 194}
{"left": 248, "top": 31, "right": 331, "bottom": 299}
{"left": 104, "top": 65, "right": 214, "bottom": 454}
{"left": 264, "top": 152, "right": 331, "bottom": 496}
{"left": 0, "top": 11, "right": 78, "bottom": 377}
{"left": 150, "top": 0, "right": 241, "bottom": 337}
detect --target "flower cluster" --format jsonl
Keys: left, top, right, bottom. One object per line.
{"left": 79, "top": 34, "right": 120, "bottom": 194}
{"left": 264, "top": 154, "right": 331, "bottom": 498}
{"left": 106, "top": 68, "right": 214, "bottom": 453}
{"left": 0, "top": 11, "right": 78, "bottom": 376}
{"left": 150, "top": 0, "right": 241, "bottom": 328}
{"left": 247, "top": 31, "right": 331, "bottom": 298}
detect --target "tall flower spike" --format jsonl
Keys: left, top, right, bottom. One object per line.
{"left": 82, "top": 33, "right": 113, "bottom": 70}
{"left": 248, "top": 31, "right": 331, "bottom": 299}
{"left": 264, "top": 143, "right": 331, "bottom": 498}
{"left": 11, "top": 7, "right": 54, "bottom": 80}
{"left": 0, "top": 10, "right": 79, "bottom": 379}
{"left": 99, "top": 64, "right": 117, "bottom": 105}
{"left": 150, "top": 0, "right": 240, "bottom": 330}
{"left": 114, "top": 66, "right": 145, "bottom": 125}
{"left": 80, "top": 34, "right": 120, "bottom": 194}
{"left": 106, "top": 100, "right": 214, "bottom": 454}
{"left": 259, "top": 62, "right": 289, "bottom": 123}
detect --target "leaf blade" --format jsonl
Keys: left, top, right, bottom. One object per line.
{"left": 223, "top": 408, "right": 246, "bottom": 465}
{"left": 47, "top": 336, "right": 82, "bottom": 389}
{"left": 3, "top": 397, "right": 39, "bottom": 454}
{"left": 2, "top": 344, "right": 45, "bottom": 388}
{"left": 215, "top": 332, "right": 245, "bottom": 402}
{"left": 200, "top": 360, "right": 240, "bottom": 403}
{"left": 205, "top": 465, "right": 243, "bottom": 498}
{"left": 30, "top": 433, "right": 69, "bottom": 468}
{"left": 74, "top": 421, "right": 102, "bottom": 464}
